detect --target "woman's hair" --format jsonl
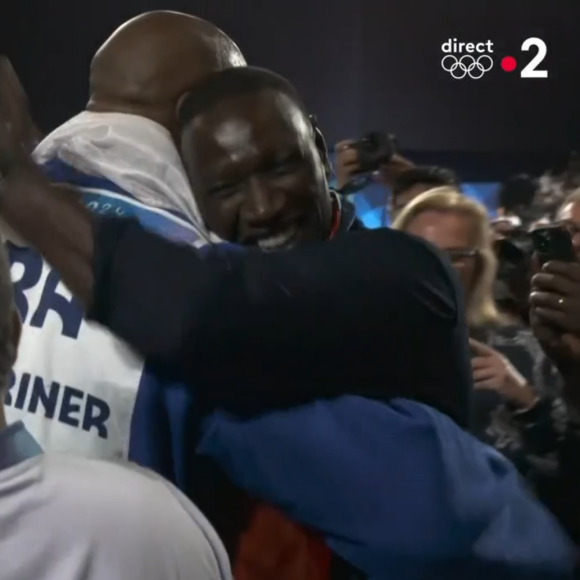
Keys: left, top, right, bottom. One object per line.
{"left": 392, "top": 186, "right": 500, "bottom": 327}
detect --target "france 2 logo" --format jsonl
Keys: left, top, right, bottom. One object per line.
{"left": 441, "top": 37, "right": 548, "bottom": 80}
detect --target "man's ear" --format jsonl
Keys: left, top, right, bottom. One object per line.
{"left": 309, "top": 115, "right": 331, "bottom": 178}
{"left": 175, "top": 92, "right": 193, "bottom": 129}
{"left": 169, "top": 92, "right": 193, "bottom": 147}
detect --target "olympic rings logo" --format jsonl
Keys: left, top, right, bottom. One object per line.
{"left": 441, "top": 54, "right": 493, "bottom": 79}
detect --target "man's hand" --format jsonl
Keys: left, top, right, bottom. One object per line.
{"left": 334, "top": 139, "right": 414, "bottom": 191}
{"left": 469, "top": 338, "right": 537, "bottom": 409}
{"left": 0, "top": 56, "right": 41, "bottom": 158}
{"left": 0, "top": 58, "right": 39, "bottom": 183}
{"left": 530, "top": 260, "right": 580, "bottom": 410}
{"left": 0, "top": 59, "right": 93, "bottom": 305}
{"left": 530, "top": 261, "right": 580, "bottom": 371}
{"left": 334, "top": 140, "right": 360, "bottom": 190}
{"left": 374, "top": 153, "right": 415, "bottom": 188}
{"left": 530, "top": 261, "right": 580, "bottom": 334}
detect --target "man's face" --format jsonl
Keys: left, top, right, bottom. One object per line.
{"left": 180, "top": 90, "right": 332, "bottom": 249}
{"left": 390, "top": 183, "right": 433, "bottom": 221}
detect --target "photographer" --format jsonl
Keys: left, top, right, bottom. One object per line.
{"left": 334, "top": 136, "right": 412, "bottom": 187}
{"left": 527, "top": 190, "right": 580, "bottom": 542}
{"left": 334, "top": 137, "right": 457, "bottom": 221}
{"left": 393, "top": 188, "right": 580, "bottom": 541}
{"left": 333, "top": 134, "right": 414, "bottom": 201}
{"left": 531, "top": 190, "right": 580, "bottom": 411}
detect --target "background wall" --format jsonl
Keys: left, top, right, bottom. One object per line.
{"left": 1, "top": 0, "right": 576, "bottom": 190}
{"left": 347, "top": 181, "right": 499, "bottom": 228}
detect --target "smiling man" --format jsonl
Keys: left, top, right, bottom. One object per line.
{"left": 179, "top": 75, "right": 351, "bottom": 250}
{"left": 181, "top": 97, "right": 330, "bottom": 250}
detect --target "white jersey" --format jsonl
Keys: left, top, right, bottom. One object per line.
{"left": 0, "top": 427, "right": 231, "bottom": 580}
{"left": 5, "top": 112, "right": 210, "bottom": 460}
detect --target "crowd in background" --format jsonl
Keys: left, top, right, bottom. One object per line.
{"left": 332, "top": 148, "right": 580, "bottom": 541}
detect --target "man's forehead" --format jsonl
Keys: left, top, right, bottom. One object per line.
{"left": 191, "top": 90, "right": 310, "bottom": 144}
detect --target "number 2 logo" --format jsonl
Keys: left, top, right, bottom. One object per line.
{"left": 520, "top": 37, "right": 548, "bottom": 78}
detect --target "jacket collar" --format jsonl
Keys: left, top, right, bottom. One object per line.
{"left": 329, "top": 190, "right": 364, "bottom": 236}
{"left": 0, "top": 421, "right": 43, "bottom": 472}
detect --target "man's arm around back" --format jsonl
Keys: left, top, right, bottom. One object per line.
{"left": 0, "top": 167, "right": 469, "bottom": 420}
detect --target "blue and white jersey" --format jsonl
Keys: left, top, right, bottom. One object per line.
{"left": 5, "top": 159, "right": 208, "bottom": 461}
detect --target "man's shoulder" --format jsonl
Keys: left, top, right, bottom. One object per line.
{"left": 347, "top": 225, "right": 448, "bottom": 260}
{"left": 38, "top": 454, "right": 201, "bottom": 537}
{"left": 0, "top": 453, "right": 229, "bottom": 579}
{"left": 42, "top": 455, "right": 172, "bottom": 512}
{"left": 345, "top": 227, "right": 459, "bottom": 296}
{"left": 45, "top": 454, "right": 183, "bottom": 507}
{"left": 38, "top": 454, "right": 229, "bottom": 578}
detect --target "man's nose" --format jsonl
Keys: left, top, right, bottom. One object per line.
{"left": 242, "top": 179, "right": 286, "bottom": 225}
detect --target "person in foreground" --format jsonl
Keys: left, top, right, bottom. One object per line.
{"left": 0, "top": 68, "right": 577, "bottom": 579}
{"left": 0, "top": 246, "right": 231, "bottom": 580}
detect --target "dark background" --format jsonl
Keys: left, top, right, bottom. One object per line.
{"left": 2, "top": 0, "right": 579, "bottom": 179}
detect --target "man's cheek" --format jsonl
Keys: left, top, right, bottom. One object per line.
{"left": 205, "top": 202, "right": 236, "bottom": 239}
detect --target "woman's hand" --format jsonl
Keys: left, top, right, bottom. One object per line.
{"left": 469, "top": 338, "right": 538, "bottom": 410}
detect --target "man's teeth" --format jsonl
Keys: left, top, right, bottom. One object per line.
{"left": 257, "top": 227, "right": 297, "bottom": 250}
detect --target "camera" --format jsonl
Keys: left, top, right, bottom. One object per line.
{"left": 494, "top": 231, "right": 533, "bottom": 282}
{"left": 530, "top": 225, "right": 576, "bottom": 264}
{"left": 493, "top": 229, "right": 534, "bottom": 320}
{"left": 350, "top": 132, "right": 397, "bottom": 175}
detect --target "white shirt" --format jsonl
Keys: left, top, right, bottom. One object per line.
{"left": 4, "top": 112, "right": 211, "bottom": 461}
{"left": 0, "top": 424, "right": 231, "bottom": 580}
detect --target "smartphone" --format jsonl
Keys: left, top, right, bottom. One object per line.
{"left": 530, "top": 226, "right": 576, "bottom": 265}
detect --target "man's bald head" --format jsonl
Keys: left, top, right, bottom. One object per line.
{"left": 88, "top": 11, "right": 246, "bottom": 135}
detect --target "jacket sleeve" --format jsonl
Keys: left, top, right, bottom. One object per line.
{"left": 88, "top": 217, "right": 470, "bottom": 417}
{"left": 196, "top": 398, "right": 577, "bottom": 579}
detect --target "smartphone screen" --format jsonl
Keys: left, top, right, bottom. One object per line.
{"left": 530, "top": 226, "right": 576, "bottom": 265}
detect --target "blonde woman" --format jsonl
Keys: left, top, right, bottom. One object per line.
{"left": 392, "top": 188, "right": 579, "bottom": 520}
{"left": 392, "top": 188, "right": 538, "bottom": 413}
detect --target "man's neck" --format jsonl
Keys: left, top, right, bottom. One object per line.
{"left": 86, "top": 100, "right": 175, "bottom": 139}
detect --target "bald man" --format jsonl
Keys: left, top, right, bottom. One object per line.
{"left": 87, "top": 11, "right": 245, "bottom": 137}
{"left": 3, "top": 11, "right": 245, "bottom": 461}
